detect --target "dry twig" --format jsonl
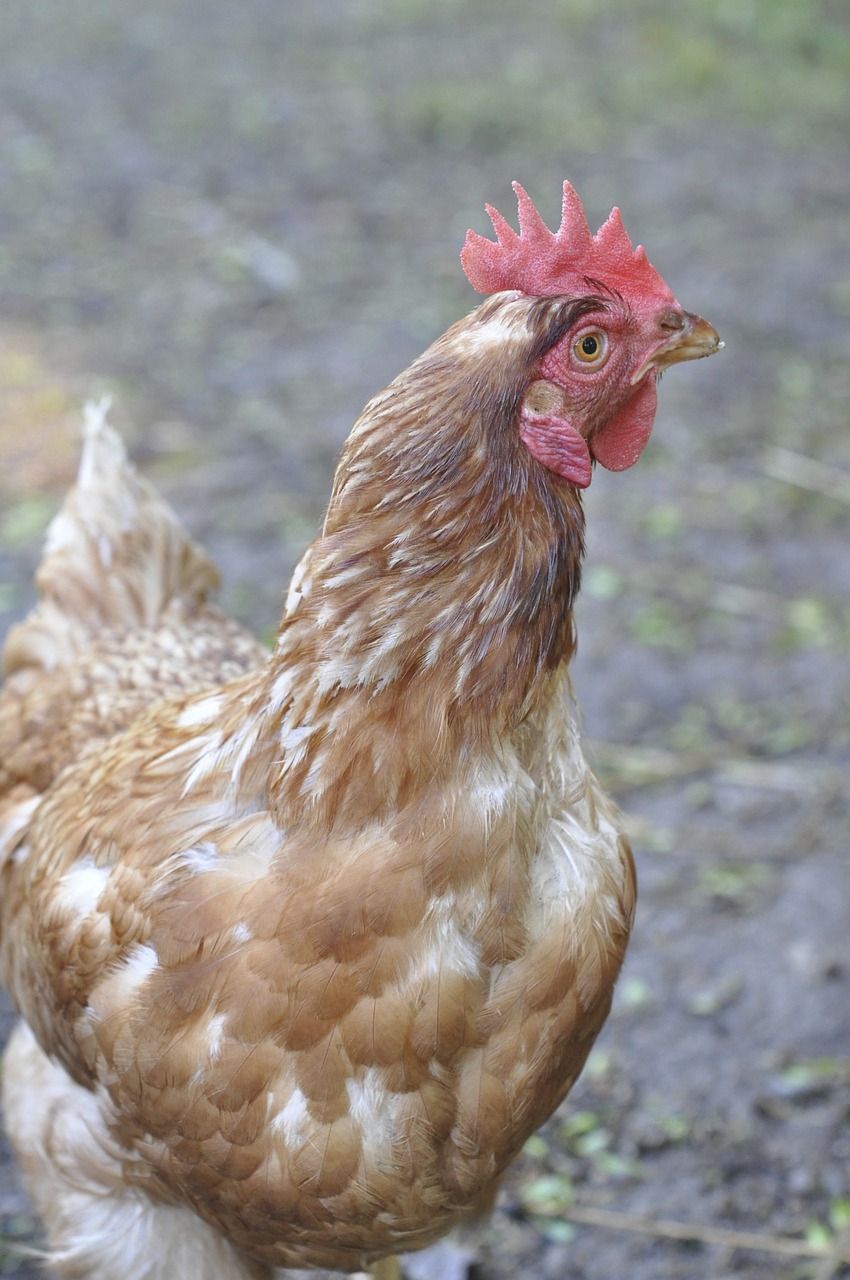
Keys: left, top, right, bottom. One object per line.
{"left": 592, "top": 741, "right": 834, "bottom": 798}
{"left": 762, "top": 446, "right": 850, "bottom": 505}
{"left": 566, "top": 1204, "right": 850, "bottom": 1264}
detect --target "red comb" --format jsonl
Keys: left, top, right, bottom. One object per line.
{"left": 461, "top": 180, "right": 675, "bottom": 307}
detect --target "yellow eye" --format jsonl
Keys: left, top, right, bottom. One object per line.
{"left": 573, "top": 329, "right": 608, "bottom": 366}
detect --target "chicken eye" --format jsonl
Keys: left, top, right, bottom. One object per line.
{"left": 573, "top": 329, "right": 608, "bottom": 366}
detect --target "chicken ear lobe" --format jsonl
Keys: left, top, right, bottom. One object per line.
{"left": 518, "top": 408, "right": 593, "bottom": 488}
{"left": 590, "top": 376, "right": 658, "bottom": 473}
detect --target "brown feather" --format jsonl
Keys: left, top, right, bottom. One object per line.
{"left": 0, "top": 295, "right": 636, "bottom": 1274}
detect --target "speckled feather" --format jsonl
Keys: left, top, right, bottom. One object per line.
{"left": 0, "top": 300, "right": 635, "bottom": 1277}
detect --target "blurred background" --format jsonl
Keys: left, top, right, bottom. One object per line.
{"left": 0, "top": 1, "right": 848, "bottom": 1277}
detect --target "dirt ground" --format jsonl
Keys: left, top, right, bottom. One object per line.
{"left": 0, "top": 2, "right": 848, "bottom": 1277}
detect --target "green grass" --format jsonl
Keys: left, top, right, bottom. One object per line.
{"left": 373, "top": 0, "right": 850, "bottom": 155}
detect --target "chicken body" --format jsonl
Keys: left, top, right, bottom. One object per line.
{"left": 0, "top": 211, "right": 719, "bottom": 1276}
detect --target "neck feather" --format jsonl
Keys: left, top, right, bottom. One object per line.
{"left": 265, "top": 294, "right": 588, "bottom": 829}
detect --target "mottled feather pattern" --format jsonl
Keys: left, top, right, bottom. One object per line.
{"left": 0, "top": 295, "right": 635, "bottom": 1275}
{"left": 2, "top": 402, "right": 222, "bottom": 683}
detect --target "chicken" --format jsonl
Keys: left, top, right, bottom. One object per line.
{"left": 0, "top": 181, "right": 721, "bottom": 1280}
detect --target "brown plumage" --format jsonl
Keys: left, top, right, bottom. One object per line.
{"left": 0, "top": 184, "right": 721, "bottom": 1279}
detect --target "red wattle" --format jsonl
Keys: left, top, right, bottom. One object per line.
{"left": 591, "top": 377, "right": 658, "bottom": 472}
{"left": 518, "top": 412, "right": 592, "bottom": 488}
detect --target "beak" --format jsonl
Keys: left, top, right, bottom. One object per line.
{"left": 631, "top": 311, "right": 724, "bottom": 385}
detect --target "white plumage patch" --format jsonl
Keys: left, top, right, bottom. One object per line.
{"left": 269, "top": 665, "right": 297, "bottom": 711}
{"left": 451, "top": 307, "right": 524, "bottom": 354}
{"left": 279, "top": 723, "right": 315, "bottom": 769}
{"left": 176, "top": 695, "right": 225, "bottom": 729}
{"left": 417, "top": 897, "right": 482, "bottom": 985}
{"left": 180, "top": 724, "right": 270, "bottom": 802}
{"left": 87, "top": 943, "right": 160, "bottom": 1032}
{"left": 223, "top": 718, "right": 266, "bottom": 788}
{"left": 284, "top": 553, "right": 312, "bottom": 617}
{"left": 121, "top": 943, "right": 159, "bottom": 987}
{"left": 206, "top": 1012, "right": 228, "bottom": 1061}
{"left": 172, "top": 842, "right": 220, "bottom": 874}
{"left": 525, "top": 699, "right": 630, "bottom": 951}
{"left": 269, "top": 1088, "right": 310, "bottom": 1144}
{"left": 96, "top": 532, "right": 114, "bottom": 568}
{"left": 55, "top": 856, "right": 110, "bottom": 917}
{"left": 0, "top": 793, "right": 40, "bottom": 865}
{"left": 180, "top": 731, "right": 227, "bottom": 794}
{"left": 346, "top": 1068, "right": 404, "bottom": 1155}
{"left": 40, "top": 508, "right": 85, "bottom": 565}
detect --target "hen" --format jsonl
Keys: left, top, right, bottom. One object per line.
{"left": 0, "top": 181, "right": 721, "bottom": 1280}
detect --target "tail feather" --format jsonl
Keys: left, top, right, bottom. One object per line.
{"left": 2, "top": 400, "right": 220, "bottom": 679}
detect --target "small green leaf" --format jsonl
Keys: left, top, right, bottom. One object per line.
{"left": 560, "top": 1110, "right": 601, "bottom": 1137}
{"left": 573, "top": 1127, "right": 611, "bottom": 1158}
{"left": 616, "top": 976, "right": 654, "bottom": 1010}
{"left": 584, "top": 565, "right": 624, "bottom": 600}
{"left": 519, "top": 1173, "right": 575, "bottom": 1214}
{"left": 805, "top": 1220, "right": 833, "bottom": 1250}
{"left": 523, "top": 1133, "right": 549, "bottom": 1160}
{"left": 540, "top": 1219, "right": 577, "bottom": 1244}
{"left": 644, "top": 504, "right": 684, "bottom": 538}
{"left": 829, "top": 1198, "right": 850, "bottom": 1232}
